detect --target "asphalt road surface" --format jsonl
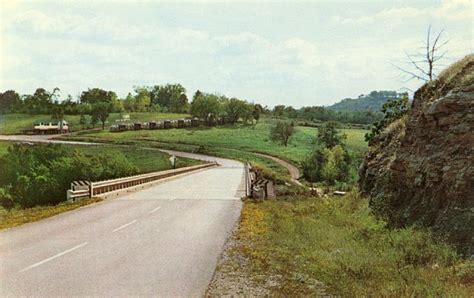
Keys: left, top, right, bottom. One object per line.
{"left": 0, "top": 152, "right": 245, "bottom": 296}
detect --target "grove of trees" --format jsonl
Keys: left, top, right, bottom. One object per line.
{"left": 189, "top": 90, "right": 260, "bottom": 125}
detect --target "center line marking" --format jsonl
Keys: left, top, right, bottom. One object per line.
{"left": 148, "top": 206, "right": 162, "bottom": 214}
{"left": 19, "top": 242, "right": 89, "bottom": 273}
{"left": 112, "top": 220, "right": 137, "bottom": 232}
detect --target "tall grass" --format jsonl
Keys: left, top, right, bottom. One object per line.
{"left": 236, "top": 193, "right": 473, "bottom": 296}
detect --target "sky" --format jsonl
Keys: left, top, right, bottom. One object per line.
{"left": 0, "top": 0, "right": 472, "bottom": 108}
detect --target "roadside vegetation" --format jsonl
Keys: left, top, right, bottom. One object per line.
{"left": 0, "top": 141, "right": 199, "bottom": 227}
{"left": 0, "top": 197, "right": 103, "bottom": 230}
{"left": 222, "top": 193, "right": 473, "bottom": 296}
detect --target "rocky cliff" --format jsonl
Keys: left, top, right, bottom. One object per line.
{"left": 359, "top": 54, "right": 474, "bottom": 256}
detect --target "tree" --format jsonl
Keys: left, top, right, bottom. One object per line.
{"left": 22, "top": 88, "right": 54, "bottom": 114}
{"left": 321, "top": 145, "right": 351, "bottom": 185}
{"left": 317, "top": 121, "right": 346, "bottom": 149}
{"left": 90, "top": 102, "right": 111, "bottom": 130}
{"left": 253, "top": 104, "right": 263, "bottom": 124}
{"left": 270, "top": 121, "right": 295, "bottom": 147}
{"left": 189, "top": 91, "right": 223, "bottom": 124}
{"left": 302, "top": 145, "right": 351, "bottom": 184}
{"left": 150, "top": 83, "right": 188, "bottom": 113}
{"left": 273, "top": 105, "right": 286, "bottom": 117}
{"left": 133, "top": 87, "right": 151, "bottom": 112}
{"left": 51, "top": 106, "right": 65, "bottom": 133}
{"left": 365, "top": 96, "right": 410, "bottom": 142}
{"left": 0, "top": 90, "right": 21, "bottom": 113}
{"left": 225, "top": 98, "right": 244, "bottom": 124}
{"left": 90, "top": 114, "right": 98, "bottom": 128}
{"left": 80, "top": 88, "right": 117, "bottom": 105}
{"left": 302, "top": 148, "right": 325, "bottom": 182}
{"left": 51, "top": 106, "right": 64, "bottom": 121}
{"left": 79, "top": 113, "right": 88, "bottom": 130}
{"left": 395, "top": 25, "right": 449, "bottom": 82}
{"left": 241, "top": 102, "right": 254, "bottom": 124}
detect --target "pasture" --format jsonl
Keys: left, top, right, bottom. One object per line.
{"left": 68, "top": 118, "right": 369, "bottom": 165}
{"left": 0, "top": 113, "right": 189, "bottom": 134}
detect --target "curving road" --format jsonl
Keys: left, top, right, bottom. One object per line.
{"left": 0, "top": 148, "right": 245, "bottom": 296}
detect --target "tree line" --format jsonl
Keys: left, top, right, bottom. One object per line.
{"left": 271, "top": 104, "right": 383, "bottom": 126}
{"left": 0, "top": 84, "right": 264, "bottom": 128}
{"left": 0, "top": 84, "right": 191, "bottom": 115}
{"left": 1, "top": 85, "right": 398, "bottom": 127}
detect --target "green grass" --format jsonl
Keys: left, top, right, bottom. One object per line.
{"left": 0, "top": 112, "right": 189, "bottom": 134}
{"left": 66, "top": 118, "right": 369, "bottom": 165}
{"left": 233, "top": 193, "right": 473, "bottom": 296}
{"left": 0, "top": 197, "right": 103, "bottom": 229}
{"left": 0, "top": 141, "right": 9, "bottom": 157}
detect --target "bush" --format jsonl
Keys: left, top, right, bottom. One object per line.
{"left": 0, "top": 187, "right": 13, "bottom": 209}
{"left": 365, "top": 96, "right": 410, "bottom": 142}
{"left": 302, "top": 145, "right": 351, "bottom": 185}
{"left": 0, "top": 143, "right": 138, "bottom": 208}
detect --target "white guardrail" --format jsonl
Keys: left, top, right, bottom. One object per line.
{"left": 67, "top": 162, "right": 217, "bottom": 201}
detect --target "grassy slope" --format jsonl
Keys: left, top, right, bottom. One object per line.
{"left": 66, "top": 119, "right": 369, "bottom": 165}
{"left": 227, "top": 194, "right": 473, "bottom": 296}
{"left": 0, "top": 112, "right": 189, "bottom": 134}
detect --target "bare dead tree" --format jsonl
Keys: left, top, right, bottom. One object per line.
{"left": 395, "top": 25, "right": 449, "bottom": 82}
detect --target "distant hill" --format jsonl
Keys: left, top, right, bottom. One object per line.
{"left": 329, "top": 90, "right": 407, "bottom": 112}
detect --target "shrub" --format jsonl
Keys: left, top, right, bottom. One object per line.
{"left": 0, "top": 143, "right": 138, "bottom": 208}
{"left": 0, "top": 187, "right": 13, "bottom": 209}
{"left": 365, "top": 96, "right": 410, "bottom": 142}
{"left": 302, "top": 145, "right": 351, "bottom": 185}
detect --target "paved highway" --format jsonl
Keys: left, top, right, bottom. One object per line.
{"left": 0, "top": 153, "right": 244, "bottom": 296}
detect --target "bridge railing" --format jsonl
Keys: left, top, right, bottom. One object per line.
{"left": 67, "top": 162, "right": 217, "bottom": 201}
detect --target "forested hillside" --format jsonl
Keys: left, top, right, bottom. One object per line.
{"left": 329, "top": 90, "right": 407, "bottom": 112}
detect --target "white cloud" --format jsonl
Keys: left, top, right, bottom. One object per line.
{"left": 335, "top": 0, "right": 473, "bottom": 25}
{"left": 1, "top": 1, "right": 472, "bottom": 107}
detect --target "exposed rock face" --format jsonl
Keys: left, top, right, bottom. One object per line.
{"left": 359, "top": 55, "right": 474, "bottom": 256}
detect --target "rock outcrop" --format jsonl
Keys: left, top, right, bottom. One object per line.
{"left": 359, "top": 54, "right": 474, "bottom": 256}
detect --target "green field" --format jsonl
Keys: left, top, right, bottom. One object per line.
{"left": 66, "top": 119, "right": 369, "bottom": 165}
{"left": 0, "top": 112, "right": 189, "bottom": 134}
